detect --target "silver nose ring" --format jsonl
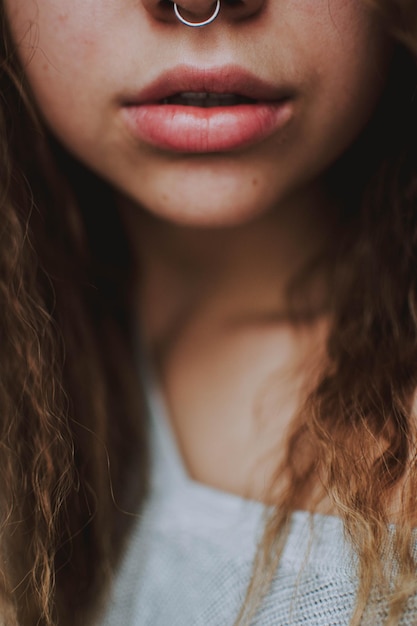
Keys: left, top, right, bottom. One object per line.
{"left": 173, "top": 0, "right": 221, "bottom": 27}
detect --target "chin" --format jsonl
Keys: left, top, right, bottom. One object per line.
{"left": 118, "top": 162, "right": 281, "bottom": 228}
{"left": 134, "top": 191, "right": 274, "bottom": 229}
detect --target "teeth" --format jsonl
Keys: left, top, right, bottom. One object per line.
{"left": 162, "top": 92, "right": 255, "bottom": 107}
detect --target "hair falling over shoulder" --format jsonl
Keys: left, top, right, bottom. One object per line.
{"left": 0, "top": 5, "right": 148, "bottom": 625}
{"left": 242, "top": 8, "right": 417, "bottom": 626}
{"left": 0, "top": 1, "right": 417, "bottom": 626}
{"left": 236, "top": 2, "right": 417, "bottom": 626}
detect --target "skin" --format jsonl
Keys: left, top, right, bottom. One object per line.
{"left": 5, "top": 0, "right": 393, "bottom": 502}
{"left": 6, "top": 0, "right": 391, "bottom": 226}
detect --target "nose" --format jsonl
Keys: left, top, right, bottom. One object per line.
{"left": 142, "top": 0, "right": 265, "bottom": 26}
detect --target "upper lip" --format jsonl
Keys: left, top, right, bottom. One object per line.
{"left": 124, "top": 65, "right": 294, "bottom": 104}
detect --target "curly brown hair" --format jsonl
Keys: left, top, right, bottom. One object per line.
{"left": 0, "top": 5, "right": 148, "bottom": 625}
{"left": 236, "top": 2, "right": 417, "bottom": 625}
{"left": 0, "top": 1, "right": 417, "bottom": 626}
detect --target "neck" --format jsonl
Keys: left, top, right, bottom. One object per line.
{"left": 121, "top": 183, "right": 337, "bottom": 350}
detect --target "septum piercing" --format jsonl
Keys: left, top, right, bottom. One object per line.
{"left": 173, "top": 0, "right": 221, "bottom": 27}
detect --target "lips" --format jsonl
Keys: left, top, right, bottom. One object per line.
{"left": 121, "top": 65, "right": 295, "bottom": 153}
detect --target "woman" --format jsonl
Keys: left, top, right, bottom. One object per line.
{"left": 1, "top": 0, "right": 417, "bottom": 624}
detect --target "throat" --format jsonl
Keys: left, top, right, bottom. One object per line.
{"left": 152, "top": 312, "right": 328, "bottom": 505}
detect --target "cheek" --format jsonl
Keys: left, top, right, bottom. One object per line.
{"left": 291, "top": 0, "right": 390, "bottom": 79}
{"left": 297, "top": 3, "right": 391, "bottom": 138}
{"left": 6, "top": 1, "right": 108, "bottom": 111}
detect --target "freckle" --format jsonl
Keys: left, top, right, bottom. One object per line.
{"left": 252, "top": 178, "right": 258, "bottom": 187}
{"left": 58, "top": 13, "right": 69, "bottom": 23}
{"left": 42, "top": 63, "right": 48, "bottom": 72}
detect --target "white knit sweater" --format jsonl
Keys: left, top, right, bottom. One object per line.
{"left": 100, "top": 379, "right": 417, "bottom": 626}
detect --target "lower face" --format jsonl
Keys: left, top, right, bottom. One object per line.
{"left": 5, "top": 0, "right": 391, "bottom": 227}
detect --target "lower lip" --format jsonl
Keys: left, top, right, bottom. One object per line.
{"left": 121, "top": 101, "right": 293, "bottom": 153}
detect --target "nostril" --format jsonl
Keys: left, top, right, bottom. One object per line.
{"left": 142, "top": 0, "right": 177, "bottom": 22}
{"left": 157, "top": 0, "right": 177, "bottom": 15}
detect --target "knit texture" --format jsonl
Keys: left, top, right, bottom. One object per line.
{"left": 100, "top": 379, "right": 417, "bottom": 626}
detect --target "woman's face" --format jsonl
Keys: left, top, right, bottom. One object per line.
{"left": 5, "top": 0, "right": 391, "bottom": 226}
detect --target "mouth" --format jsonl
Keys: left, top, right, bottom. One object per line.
{"left": 160, "top": 92, "right": 258, "bottom": 107}
{"left": 124, "top": 64, "right": 294, "bottom": 106}
{"left": 121, "top": 65, "right": 296, "bottom": 153}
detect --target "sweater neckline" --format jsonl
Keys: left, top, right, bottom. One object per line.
{"left": 140, "top": 352, "right": 347, "bottom": 534}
